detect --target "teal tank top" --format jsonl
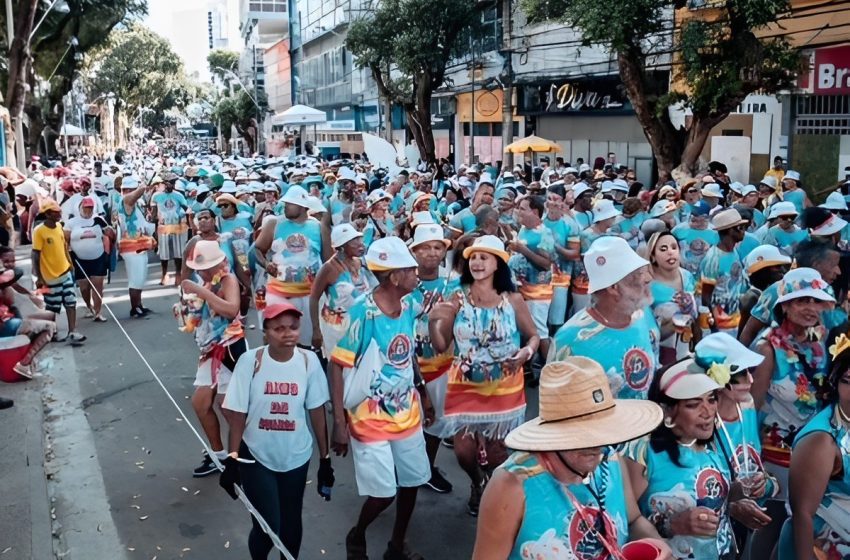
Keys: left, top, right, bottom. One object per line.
{"left": 505, "top": 452, "right": 629, "bottom": 560}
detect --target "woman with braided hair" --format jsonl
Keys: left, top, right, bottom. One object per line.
{"left": 472, "top": 357, "right": 671, "bottom": 559}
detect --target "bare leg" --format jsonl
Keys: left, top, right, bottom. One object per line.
{"left": 174, "top": 258, "right": 182, "bottom": 282}
{"left": 78, "top": 280, "right": 93, "bottom": 313}
{"left": 90, "top": 276, "right": 105, "bottom": 316}
{"left": 18, "top": 331, "right": 51, "bottom": 366}
{"left": 351, "top": 496, "right": 394, "bottom": 543}
{"left": 453, "top": 433, "right": 482, "bottom": 486}
{"left": 389, "top": 486, "right": 419, "bottom": 549}
{"left": 65, "top": 305, "right": 77, "bottom": 334}
{"left": 160, "top": 260, "right": 168, "bottom": 284}
{"left": 425, "top": 433, "right": 441, "bottom": 468}
{"left": 191, "top": 386, "right": 224, "bottom": 451}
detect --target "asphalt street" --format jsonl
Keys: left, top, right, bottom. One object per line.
{"left": 33, "top": 254, "right": 540, "bottom": 560}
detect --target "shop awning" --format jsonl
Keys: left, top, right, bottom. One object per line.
{"left": 504, "top": 134, "right": 561, "bottom": 154}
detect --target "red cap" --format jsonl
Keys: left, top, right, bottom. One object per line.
{"left": 262, "top": 302, "right": 302, "bottom": 321}
{"left": 81, "top": 198, "right": 95, "bottom": 208}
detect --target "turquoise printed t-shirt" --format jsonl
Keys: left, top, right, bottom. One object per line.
{"left": 609, "top": 212, "right": 646, "bottom": 251}
{"left": 625, "top": 437, "right": 735, "bottom": 560}
{"left": 572, "top": 210, "right": 593, "bottom": 231}
{"left": 550, "top": 308, "right": 659, "bottom": 399}
{"left": 699, "top": 246, "right": 748, "bottom": 332}
{"left": 362, "top": 216, "right": 395, "bottom": 248}
{"left": 330, "top": 293, "right": 421, "bottom": 443}
{"left": 217, "top": 212, "right": 254, "bottom": 235}
{"left": 510, "top": 224, "right": 556, "bottom": 300}
{"left": 783, "top": 189, "right": 806, "bottom": 214}
{"left": 672, "top": 224, "right": 718, "bottom": 277}
{"left": 544, "top": 215, "right": 575, "bottom": 288}
{"left": 505, "top": 452, "right": 629, "bottom": 560}
{"left": 448, "top": 207, "right": 477, "bottom": 234}
{"left": 151, "top": 191, "right": 188, "bottom": 230}
{"left": 266, "top": 217, "right": 323, "bottom": 297}
{"left": 761, "top": 225, "right": 809, "bottom": 257}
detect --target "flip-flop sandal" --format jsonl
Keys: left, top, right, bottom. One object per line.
{"left": 93, "top": 315, "right": 108, "bottom": 322}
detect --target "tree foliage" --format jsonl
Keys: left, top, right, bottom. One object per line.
{"left": 207, "top": 49, "right": 240, "bottom": 85}
{"left": 346, "top": 0, "right": 491, "bottom": 163}
{"left": 521, "top": 0, "right": 801, "bottom": 177}
{"left": 211, "top": 87, "right": 267, "bottom": 154}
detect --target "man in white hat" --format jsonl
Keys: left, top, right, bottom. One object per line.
{"left": 781, "top": 169, "right": 810, "bottom": 213}
{"left": 408, "top": 223, "right": 456, "bottom": 494}
{"left": 150, "top": 175, "right": 191, "bottom": 285}
{"left": 550, "top": 236, "right": 659, "bottom": 400}
{"left": 698, "top": 208, "right": 748, "bottom": 334}
{"left": 509, "top": 195, "right": 556, "bottom": 362}
{"left": 328, "top": 237, "right": 434, "bottom": 560}
{"left": 255, "top": 185, "right": 331, "bottom": 346}
{"left": 760, "top": 201, "right": 808, "bottom": 256}
{"left": 570, "top": 199, "right": 621, "bottom": 316}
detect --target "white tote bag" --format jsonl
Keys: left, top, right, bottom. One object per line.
{"left": 342, "top": 337, "right": 382, "bottom": 410}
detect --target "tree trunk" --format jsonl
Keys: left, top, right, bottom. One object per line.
{"left": 411, "top": 76, "right": 437, "bottom": 164}
{"left": 6, "top": 0, "right": 40, "bottom": 135}
{"left": 616, "top": 50, "right": 686, "bottom": 181}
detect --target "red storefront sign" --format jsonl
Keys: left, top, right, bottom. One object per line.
{"left": 813, "top": 44, "right": 850, "bottom": 95}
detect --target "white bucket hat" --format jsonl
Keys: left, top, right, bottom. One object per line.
{"left": 186, "top": 240, "right": 226, "bottom": 271}
{"left": 759, "top": 176, "right": 778, "bottom": 189}
{"left": 701, "top": 183, "right": 724, "bottom": 199}
{"left": 410, "top": 211, "right": 436, "bottom": 227}
{"left": 592, "top": 199, "right": 621, "bottom": 223}
{"left": 774, "top": 267, "right": 835, "bottom": 306}
{"left": 695, "top": 333, "right": 764, "bottom": 373}
{"left": 740, "top": 184, "right": 758, "bottom": 197}
{"left": 281, "top": 185, "right": 311, "bottom": 208}
{"left": 331, "top": 223, "right": 363, "bottom": 249}
{"left": 711, "top": 208, "right": 748, "bottom": 231}
{"left": 729, "top": 182, "right": 745, "bottom": 195}
{"left": 573, "top": 183, "right": 593, "bottom": 199}
{"left": 409, "top": 223, "right": 450, "bottom": 249}
{"left": 767, "top": 201, "right": 798, "bottom": 220}
{"left": 367, "top": 188, "right": 392, "bottom": 208}
{"left": 585, "top": 236, "right": 649, "bottom": 294}
{"left": 220, "top": 180, "right": 238, "bottom": 193}
{"left": 744, "top": 245, "right": 791, "bottom": 275}
{"left": 365, "top": 237, "right": 418, "bottom": 271}
{"left": 811, "top": 213, "right": 848, "bottom": 237}
{"left": 611, "top": 178, "right": 629, "bottom": 192}
{"left": 659, "top": 359, "right": 722, "bottom": 400}
{"left": 785, "top": 170, "right": 801, "bottom": 182}
{"left": 821, "top": 191, "right": 848, "bottom": 211}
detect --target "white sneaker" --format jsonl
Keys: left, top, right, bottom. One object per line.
{"left": 67, "top": 331, "right": 87, "bottom": 344}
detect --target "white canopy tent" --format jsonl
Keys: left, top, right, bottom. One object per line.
{"left": 271, "top": 104, "right": 327, "bottom": 126}
{"left": 271, "top": 105, "right": 328, "bottom": 155}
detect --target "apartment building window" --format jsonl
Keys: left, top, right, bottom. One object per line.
{"left": 249, "top": 0, "right": 287, "bottom": 13}
{"left": 795, "top": 95, "right": 850, "bottom": 135}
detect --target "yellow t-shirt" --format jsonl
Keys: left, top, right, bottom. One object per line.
{"left": 33, "top": 223, "right": 71, "bottom": 282}
{"left": 764, "top": 168, "right": 785, "bottom": 183}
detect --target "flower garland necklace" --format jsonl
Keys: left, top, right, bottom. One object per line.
{"left": 767, "top": 320, "right": 827, "bottom": 375}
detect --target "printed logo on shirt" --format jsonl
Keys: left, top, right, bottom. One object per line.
{"left": 694, "top": 467, "right": 729, "bottom": 511}
{"left": 567, "top": 506, "right": 618, "bottom": 559}
{"left": 623, "top": 347, "right": 652, "bottom": 391}
{"left": 387, "top": 334, "right": 413, "bottom": 368}
{"left": 285, "top": 233, "right": 308, "bottom": 253}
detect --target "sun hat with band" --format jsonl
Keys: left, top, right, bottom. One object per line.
{"left": 462, "top": 235, "right": 510, "bottom": 263}
{"left": 820, "top": 191, "right": 848, "bottom": 211}
{"left": 711, "top": 208, "right": 748, "bottom": 231}
{"left": 774, "top": 267, "right": 835, "bottom": 306}
{"left": 409, "top": 223, "right": 450, "bottom": 249}
{"left": 744, "top": 245, "right": 791, "bottom": 276}
{"left": 331, "top": 223, "right": 363, "bottom": 249}
{"left": 585, "top": 236, "right": 649, "bottom": 294}
{"left": 694, "top": 332, "right": 764, "bottom": 387}
{"left": 505, "top": 357, "right": 663, "bottom": 451}
{"left": 187, "top": 240, "right": 227, "bottom": 271}
{"left": 701, "top": 183, "right": 724, "bottom": 199}
{"left": 649, "top": 200, "right": 677, "bottom": 218}
{"left": 659, "top": 359, "right": 723, "bottom": 400}
{"left": 365, "top": 236, "right": 418, "bottom": 271}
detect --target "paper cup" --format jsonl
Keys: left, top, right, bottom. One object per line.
{"left": 622, "top": 541, "right": 662, "bottom": 560}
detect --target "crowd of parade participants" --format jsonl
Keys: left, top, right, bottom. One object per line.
{"left": 2, "top": 150, "right": 850, "bottom": 560}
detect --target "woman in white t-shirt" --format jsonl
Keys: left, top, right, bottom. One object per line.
{"left": 222, "top": 301, "right": 333, "bottom": 559}
{"left": 64, "top": 198, "right": 115, "bottom": 322}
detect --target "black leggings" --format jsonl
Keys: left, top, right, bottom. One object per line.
{"left": 239, "top": 442, "right": 309, "bottom": 559}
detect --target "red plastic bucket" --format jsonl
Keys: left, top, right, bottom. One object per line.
{"left": 0, "top": 335, "right": 32, "bottom": 382}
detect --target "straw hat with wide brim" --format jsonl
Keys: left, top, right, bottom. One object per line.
{"left": 505, "top": 358, "right": 663, "bottom": 452}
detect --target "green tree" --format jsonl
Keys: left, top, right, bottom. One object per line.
{"left": 207, "top": 49, "right": 240, "bottom": 85}
{"left": 520, "top": 0, "right": 801, "bottom": 177}
{"left": 212, "top": 87, "right": 267, "bottom": 154}
{"left": 82, "top": 22, "right": 193, "bottom": 142}
{"left": 346, "top": 0, "right": 492, "bottom": 164}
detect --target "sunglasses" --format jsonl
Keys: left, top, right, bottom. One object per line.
{"left": 734, "top": 224, "right": 748, "bottom": 231}
{"left": 779, "top": 215, "right": 795, "bottom": 221}
{"left": 218, "top": 203, "right": 234, "bottom": 209}
{"left": 687, "top": 188, "right": 699, "bottom": 194}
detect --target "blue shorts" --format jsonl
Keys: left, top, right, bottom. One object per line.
{"left": 0, "top": 317, "right": 22, "bottom": 337}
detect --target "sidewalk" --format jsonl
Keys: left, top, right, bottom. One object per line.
{"left": 0, "top": 377, "right": 53, "bottom": 560}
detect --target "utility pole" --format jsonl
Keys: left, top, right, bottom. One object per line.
{"left": 469, "top": 39, "right": 476, "bottom": 166}
{"left": 500, "top": 0, "right": 514, "bottom": 170}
